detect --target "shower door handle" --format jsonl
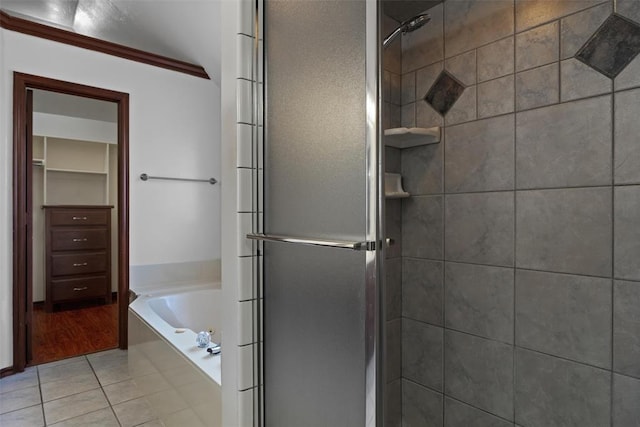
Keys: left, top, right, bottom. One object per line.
{"left": 246, "top": 233, "right": 376, "bottom": 251}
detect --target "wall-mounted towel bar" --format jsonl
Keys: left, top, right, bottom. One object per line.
{"left": 247, "top": 233, "right": 375, "bottom": 251}
{"left": 140, "top": 173, "right": 217, "bottom": 185}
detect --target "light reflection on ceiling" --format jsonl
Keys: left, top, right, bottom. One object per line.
{"left": 1, "top": 0, "right": 221, "bottom": 84}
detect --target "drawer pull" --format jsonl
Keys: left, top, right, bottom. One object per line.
{"left": 72, "top": 238, "right": 88, "bottom": 242}
{"left": 73, "top": 287, "right": 88, "bottom": 291}
{"left": 72, "top": 216, "right": 88, "bottom": 220}
{"left": 72, "top": 262, "right": 89, "bottom": 267}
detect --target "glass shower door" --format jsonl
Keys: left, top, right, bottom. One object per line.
{"left": 251, "top": 0, "right": 382, "bottom": 425}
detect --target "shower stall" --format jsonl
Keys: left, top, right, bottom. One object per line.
{"left": 248, "top": 0, "right": 640, "bottom": 426}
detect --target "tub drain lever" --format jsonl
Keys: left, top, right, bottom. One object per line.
{"left": 207, "top": 343, "right": 221, "bottom": 356}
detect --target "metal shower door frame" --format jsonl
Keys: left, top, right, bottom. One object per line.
{"left": 252, "top": 0, "right": 385, "bottom": 425}
{"left": 364, "top": 0, "right": 385, "bottom": 425}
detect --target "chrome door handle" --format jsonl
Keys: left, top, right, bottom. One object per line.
{"left": 72, "top": 238, "right": 88, "bottom": 242}
{"left": 73, "top": 287, "right": 88, "bottom": 291}
{"left": 72, "top": 216, "right": 88, "bottom": 220}
{"left": 246, "top": 233, "right": 375, "bottom": 251}
{"left": 72, "top": 262, "right": 88, "bottom": 267}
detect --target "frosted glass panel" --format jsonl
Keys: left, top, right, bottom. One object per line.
{"left": 264, "top": 244, "right": 366, "bottom": 426}
{"left": 263, "top": 0, "right": 373, "bottom": 426}
{"left": 265, "top": 0, "right": 367, "bottom": 240}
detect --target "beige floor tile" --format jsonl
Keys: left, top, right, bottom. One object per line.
{"left": 37, "top": 355, "right": 86, "bottom": 370}
{"left": 87, "top": 350, "right": 128, "bottom": 371}
{"left": 138, "top": 420, "right": 166, "bottom": 427}
{"left": 0, "top": 369, "right": 38, "bottom": 395}
{"left": 0, "top": 404, "right": 44, "bottom": 427}
{"left": 86, "top": 348, "right": 126, "bottom": 362}
{"left": 49, "top": 407, "right": 119, "bottom": 427}
{"left": 113, "top": 397, "right": 156, "bottom": 427}
{"left": 103, "top": 379, "right": 144, "bottom": 405}
{"left": 40, "top": 372, "right": 100, "bottom": 402}
{"left": 0, "top": 386, "right": 41, "bottom": 414}
{"left": 94, "top": 364, "right": 132, "bottom": 387}
{"left": 38, "top": 359, "right": 92, "bottom": 385}
{"left": 90, "top": 353, "right": 133, "bottom": 387}
{"left": 43, "top": 388, "right": 109, "bottom": 425}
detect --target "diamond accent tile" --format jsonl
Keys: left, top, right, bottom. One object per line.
{"left": 576, "top": 14, "right": 640, "bottom": 78}
{"left": 424, "top": 71, "right": 465, "bottom": 116}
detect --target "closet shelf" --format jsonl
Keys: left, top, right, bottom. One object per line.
{"left": 47, "top": 167, "right": 108, "bottom": 175}
{"left": 384, "top": 126, "right": 440, "bottom": 149}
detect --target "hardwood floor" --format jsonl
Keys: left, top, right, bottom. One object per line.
{"left": 31, "top": 300, "right": 118, "bottom": 366}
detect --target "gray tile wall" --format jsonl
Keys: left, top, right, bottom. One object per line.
{"left": 389, "top": 1, "right": 640, "bottom": 426}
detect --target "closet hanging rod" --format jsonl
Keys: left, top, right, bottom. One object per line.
{"left": 140, "top": 173, "right": 217, "bottom": 185}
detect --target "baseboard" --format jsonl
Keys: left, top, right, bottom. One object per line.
{"left": 0, "top": 366, "right": 15, "bottom": 378}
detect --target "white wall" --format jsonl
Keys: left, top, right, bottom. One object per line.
{"left": 0, "top": 29, "right": 221, "bottom": 369}
{"left": 33, "top": 113, "right": 117, "bottom": 144}
{"left": 220, "top": 0, "right": 239, "bottom": 424}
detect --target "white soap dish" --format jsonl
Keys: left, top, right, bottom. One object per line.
{"left": 385, "top": 173, "right": 410, "bottom": 199}
{"left": 384, "top": 126, "right": 441, "bottom": 149}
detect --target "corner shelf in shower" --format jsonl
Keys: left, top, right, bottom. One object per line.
{"left": 385, "top": 173, "right": 410, "bottom": 199}
{"left": 384, "top": 126, "right": 441, "bottom": 149}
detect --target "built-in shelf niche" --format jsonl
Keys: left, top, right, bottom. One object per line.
{"left": 383, "top": 127, "right": 441, "bottom": 199}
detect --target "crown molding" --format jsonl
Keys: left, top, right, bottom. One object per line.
{"left": 0, "top": 10, "right": 210, "bottom": 80}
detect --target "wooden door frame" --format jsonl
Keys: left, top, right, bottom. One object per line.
{"left": 12, "top": 72, "right": 130, "bottom": 373}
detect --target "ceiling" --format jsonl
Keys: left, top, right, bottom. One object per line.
{"left": 1, "top": 0, "right": 221, "bottom": 84}
{"left": 33, "top": 89, "right": 118, "bottom": 122}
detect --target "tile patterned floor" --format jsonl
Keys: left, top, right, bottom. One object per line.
{"left": 0, "top": 349, "right": 163, "bottom": 427}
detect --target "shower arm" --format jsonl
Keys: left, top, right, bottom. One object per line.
{"left": 382, "top": 12, "right": 430, "bottom": 48}
{"left": 383, "top": 26, "right": 403, "bottom": 48}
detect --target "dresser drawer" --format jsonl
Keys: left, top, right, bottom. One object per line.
{"left": 51, "top": 252, "right": 107, "bottom": 277}
{"left": 51, "top": 276, "right": 108, "bottom": 301}
{"left": 50, "top": 209, "right": 109, "bottom": 226}
{"left": 51, "top": 228, "right": 108, "bottom": 251}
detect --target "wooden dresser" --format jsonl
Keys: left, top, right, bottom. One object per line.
{"left": 43, "top": 205, "right": 113, "bottom": 312}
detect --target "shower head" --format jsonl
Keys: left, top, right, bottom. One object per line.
{"left": 383, "top": 12, "right": 430, "bottom": 48}
{"left": 403, "top": 13, "right": 431, "bottom": 32}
